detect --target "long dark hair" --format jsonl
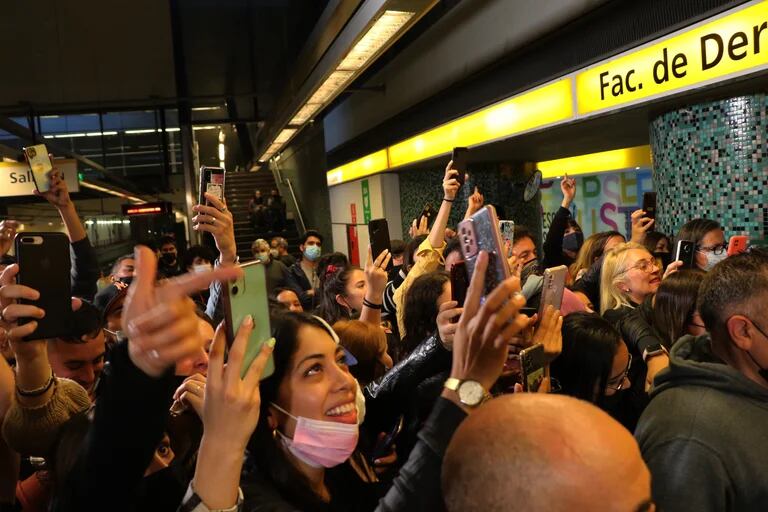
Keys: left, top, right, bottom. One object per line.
{"left": 333, "top": 319, "right": 388, "bottom": 387}
{"left": 402, "top": 271, "right": 449, "bottom": 358}
{"left": 247, "top": 312, "right": 335, "bottom": 510}
{"left": 550, "top": 312, "right": 621, "bottom": 407}
{"left": 315, "top": 265, "right": 361, "bottom": 325}
{"left": 643, "top": 231, "right": 671, "bottom": 254}
{"left": 403, "top": 235, "right": 427, "bottom": 274}
{"left": 652, "top": 269, "right": 705, "bottom": 347}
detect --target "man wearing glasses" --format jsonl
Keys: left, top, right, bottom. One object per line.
{"left": 635, "top": 249, "right": 768, "bottom": 511}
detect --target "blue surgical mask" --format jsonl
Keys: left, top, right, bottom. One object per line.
{"left": 304, "top": 245, "right": 321, "bottom": 262}
{"left": 256, "top": 252, "right": 270, "bottom": 263}
{"left": 562, "top": 232, "right": 584, "bottom": 253}
{"left": 701, "top": 250, "right": 727, "bottom": 271}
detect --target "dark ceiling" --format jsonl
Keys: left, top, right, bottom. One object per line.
{"left": 0, "top": 0, "right": 331, "bottom": 200}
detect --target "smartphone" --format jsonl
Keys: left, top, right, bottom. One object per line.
{"left": 199, "top": 166, "right": 226, "bottom": 206}
{"left": 451, "top": 147, "right": 468, "bottom": 188}
{"left": 458, "top": 205, "right": 510, "bottom": 298}
{"left": 450, "top": 260, "right": 470, "bottom": 306}
{"left": 520, "top": 343, "right": 546, "bottom": 392}
{"left": 23, "top": 144, "right": 54, "bottom": 193}
{"left": 370, "top": 415, "right": 404, "bottom": 463}
{"left": 539, "top": 265, "right": 567, "bottom": 317}
{"left": 499, "top": 220, "right": 515, "bottom": 257}
{"left": 417, "top": 203, "right": 437, "bottom": 229}
{"left": 674, "top": 240, "right": 696, "bottom": 269}
{"left": 14, "top": 233, "right": 72, "bottom": 340}
{"left": 220, "top": 261, "right": 274, "bottom": 379}
{"left": 368, "top": 218, "right": 392, "bottom": 270}
{"left": 727, "top": 235, "right": 749, "bottom": 257}
{"left": 642, "top": 192, "right": 657, "bottom": 220}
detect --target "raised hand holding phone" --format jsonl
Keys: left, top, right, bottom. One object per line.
{"left": 193, "top": 192, "right": 237, "bottom": 264}
{"left": 630, "top": 209, "right": 655, "bottom": 244}
{"left": 192, "top": 315, "right": 275, "bottom": 510}
{"left": 123, "top": 246, "right": 241, "bottom": 377}
{"left": 447, "top": 252, "right": 529, "bottom": 397}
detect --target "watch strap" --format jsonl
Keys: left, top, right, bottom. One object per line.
{"left": 444, "top": 377, "right": 461, "bottom": 392}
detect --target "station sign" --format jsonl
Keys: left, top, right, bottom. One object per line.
{"left": 0, "top": 159, "right": 79, "bottom": 197}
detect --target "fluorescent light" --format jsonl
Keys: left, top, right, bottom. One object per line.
{"left": 536, "top": 146, "right": 652, "bottom": 179}
{"left": 218, "top": 143, "right": 225, "bottom": 161}
{"left": 165, "top": 127, "right": 180, "bottom": 132}
{"left": 338, "top": 11, "right": 415, "bottom": 71}
{"left": 274, "top": 128, "right": 297, "bottom": 145}
{"left": 191, "top": 106, "right": 222, "bottom": 111}
{"left": 55, "top": 133, "right": 87, "bottom": 138}
{"left": 306, "top": 70, "right": 354, "bottom": 106}
{"left": 79, "top": 180, "right": 146, "bottom": 203}
{"left": 193, "top": 125, "right": 219, "bottom": 131}
{"left": 86, "top": 131, "right": 118, "bottom": 137}
{"left": 125, "top": 129, "right": 157, "bottom": 134}
{"left": 43, "top": 135, "right": 55, "bottom": 139}
{"left": 290, "top": 103, "right": 323, "bottom": 124}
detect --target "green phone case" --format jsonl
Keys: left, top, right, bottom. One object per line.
{"left": 226, "top": 261, "right": 274, "bottom": 379}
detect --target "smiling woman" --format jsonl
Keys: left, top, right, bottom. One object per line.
{"left": 243, "top": 312, "right": 372, "bottom": 510}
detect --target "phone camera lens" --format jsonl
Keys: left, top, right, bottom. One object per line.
{"left": 232, "top": 285, "right": 239, "bottom": 295}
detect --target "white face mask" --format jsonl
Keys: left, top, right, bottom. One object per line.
{"left": 270, "top": 248, "right": 279, "bottom": 258}
{"left": 701, "top": 250, "right": 727, "bottom": 271}
{"left": 257, "top": 252, "right": 270, "bottom": 263}
{"left": 192, "top": 263, "right": 213, "bottom": 273}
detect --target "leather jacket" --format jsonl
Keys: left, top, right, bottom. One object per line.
{"left": 363, "top": 333, "right": 451, "bottom": 445}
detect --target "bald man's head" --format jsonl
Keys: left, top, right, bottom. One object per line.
{"left": 442, "top": 394, "right": 652, "bottom": 512}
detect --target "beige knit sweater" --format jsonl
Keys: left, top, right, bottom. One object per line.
{"left": 2, "top": 377, "right": 90, "bottom": 456}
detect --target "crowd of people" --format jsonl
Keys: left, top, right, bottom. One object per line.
{"left": 0, "top": 160, "right": 766, "bottom": 512}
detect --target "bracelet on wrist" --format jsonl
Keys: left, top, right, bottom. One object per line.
{"left": 17, "top": 372, "right": 55, "bottom": 397}
{"left": 363, "top": 299, "right": 383, "bottom": 310}
{"left": 443, "top": 197, "right": 455, "bottom": 203}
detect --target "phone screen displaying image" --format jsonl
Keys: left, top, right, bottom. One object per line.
{"left": 23, "top": 144, "right": 54, "bottom": 193}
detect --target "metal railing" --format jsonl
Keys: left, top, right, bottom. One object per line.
{"left": 273, "top": 163, "right": 306, "bottom": 234}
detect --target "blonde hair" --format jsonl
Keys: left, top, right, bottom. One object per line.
{"left": 569, "top": 234, "right": 602, "bottom": 284}
{"left": 600, "top": 242, "right": 650, "bottom": 315}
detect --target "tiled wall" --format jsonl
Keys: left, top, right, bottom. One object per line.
{"left": 650, "top": 95, "right": 768, "bottom": 240}
{"left": 397, "top": 162, "right": 542, "bottom": 243}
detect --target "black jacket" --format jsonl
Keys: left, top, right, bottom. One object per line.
{"left": 286, "top": 261, "right": 316, "bottom": 310}
{"left": 542, "top": 206, "right": 575, "bottom": 269}
{"left": 572, "top": 256, "right": 603, "bottom": 311}
{"left": 70, "top": 237, "right": 99, "bottom": 302}
{"left": 54, "top": 341, "right": 176, "bottom": 512}
{"left": 242, "top": 397, "right": 466, "bottom": 512}
{"left": 603, "top": 300, "right": 661, "bottom": 431}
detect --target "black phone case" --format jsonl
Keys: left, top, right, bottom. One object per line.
{"left": 418, "top": 203, "right": 437, "bottom": 228}
{"left": 643, "top": 192, "right": 657, "bottom": 220}
{"left": 675, "top": 241, "right": 695, "bottom": 269}
{"left": 368, "top": 219, "right": 392, "bottom": 271}
{"left": 452, "top": 147, "right": 467, "bottom": 188}
{"left": 450, "top": 261, "right": 470, "bottom": 306}
{"left": 15, "top": 232, "right": 73, "bottom": 340}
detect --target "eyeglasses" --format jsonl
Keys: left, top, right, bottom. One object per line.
{"left": 606, "top": 353, "right": 632, "bottom": 391}
{"left": 697, "top": 243, "right": 727, "bottom": 255}
{"left": 622, "top": 258, "right": 659, "bottom": 274}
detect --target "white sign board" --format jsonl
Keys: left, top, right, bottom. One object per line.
{"left": 0, "top": 159, "right": 80, "bottom": 197}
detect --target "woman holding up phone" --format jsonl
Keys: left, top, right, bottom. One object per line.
{"left": 184, "top": 252, "right": 530, "bottom": 512}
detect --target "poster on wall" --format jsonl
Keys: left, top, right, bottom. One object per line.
{"left": 540, "top": 169, "right": 654, "bottom": 239}
{"left": 346, "top": 224, "right": 360, "bottom": 267}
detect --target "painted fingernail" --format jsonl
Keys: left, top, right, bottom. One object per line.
{"left": 266, "top": 337, "right": 276, "bottom": 348}
{"left": 149, "top": 349, "right": 160, "bottom": 359}
{"left": 243, "top": 314, "right": 253, "bottom": 326}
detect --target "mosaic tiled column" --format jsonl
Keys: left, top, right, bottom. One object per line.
{"left": 649, "top": 95, "right": 768, "bottom": 240}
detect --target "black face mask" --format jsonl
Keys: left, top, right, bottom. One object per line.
{"left": 562, "top": 232, "right": 584, "bottom": 253}
{"left": 160, "top": 253, "right": 176, "bottom": 265}
{"left": 119, "top": 276, "right": 134, "bottom": 286}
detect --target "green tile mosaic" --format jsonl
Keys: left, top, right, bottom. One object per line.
{"left": 650, "top": 95, "right": 768, "bottom": 240}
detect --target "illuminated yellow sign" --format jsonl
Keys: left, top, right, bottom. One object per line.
{"left": 577, "top": 1, "right": 768, "bottom": 115}
{"left": 536, "top": 145, "right": 652, "bottom": 179}
{"left": 326, "top": 149, "right": 388, "bottom": 186}
{"left": 327, "top": 1, "right": 768, "bottom": 186}
{"left": 388, "top": 79, "right": 573, "bottom": 168}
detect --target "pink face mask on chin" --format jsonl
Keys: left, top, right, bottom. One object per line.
{"left": 271, "top": 402, "right": 359, "bottom": 468}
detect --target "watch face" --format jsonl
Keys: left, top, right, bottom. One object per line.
{"left": 458, "top": 380, "right": 485, "bottom": 406}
